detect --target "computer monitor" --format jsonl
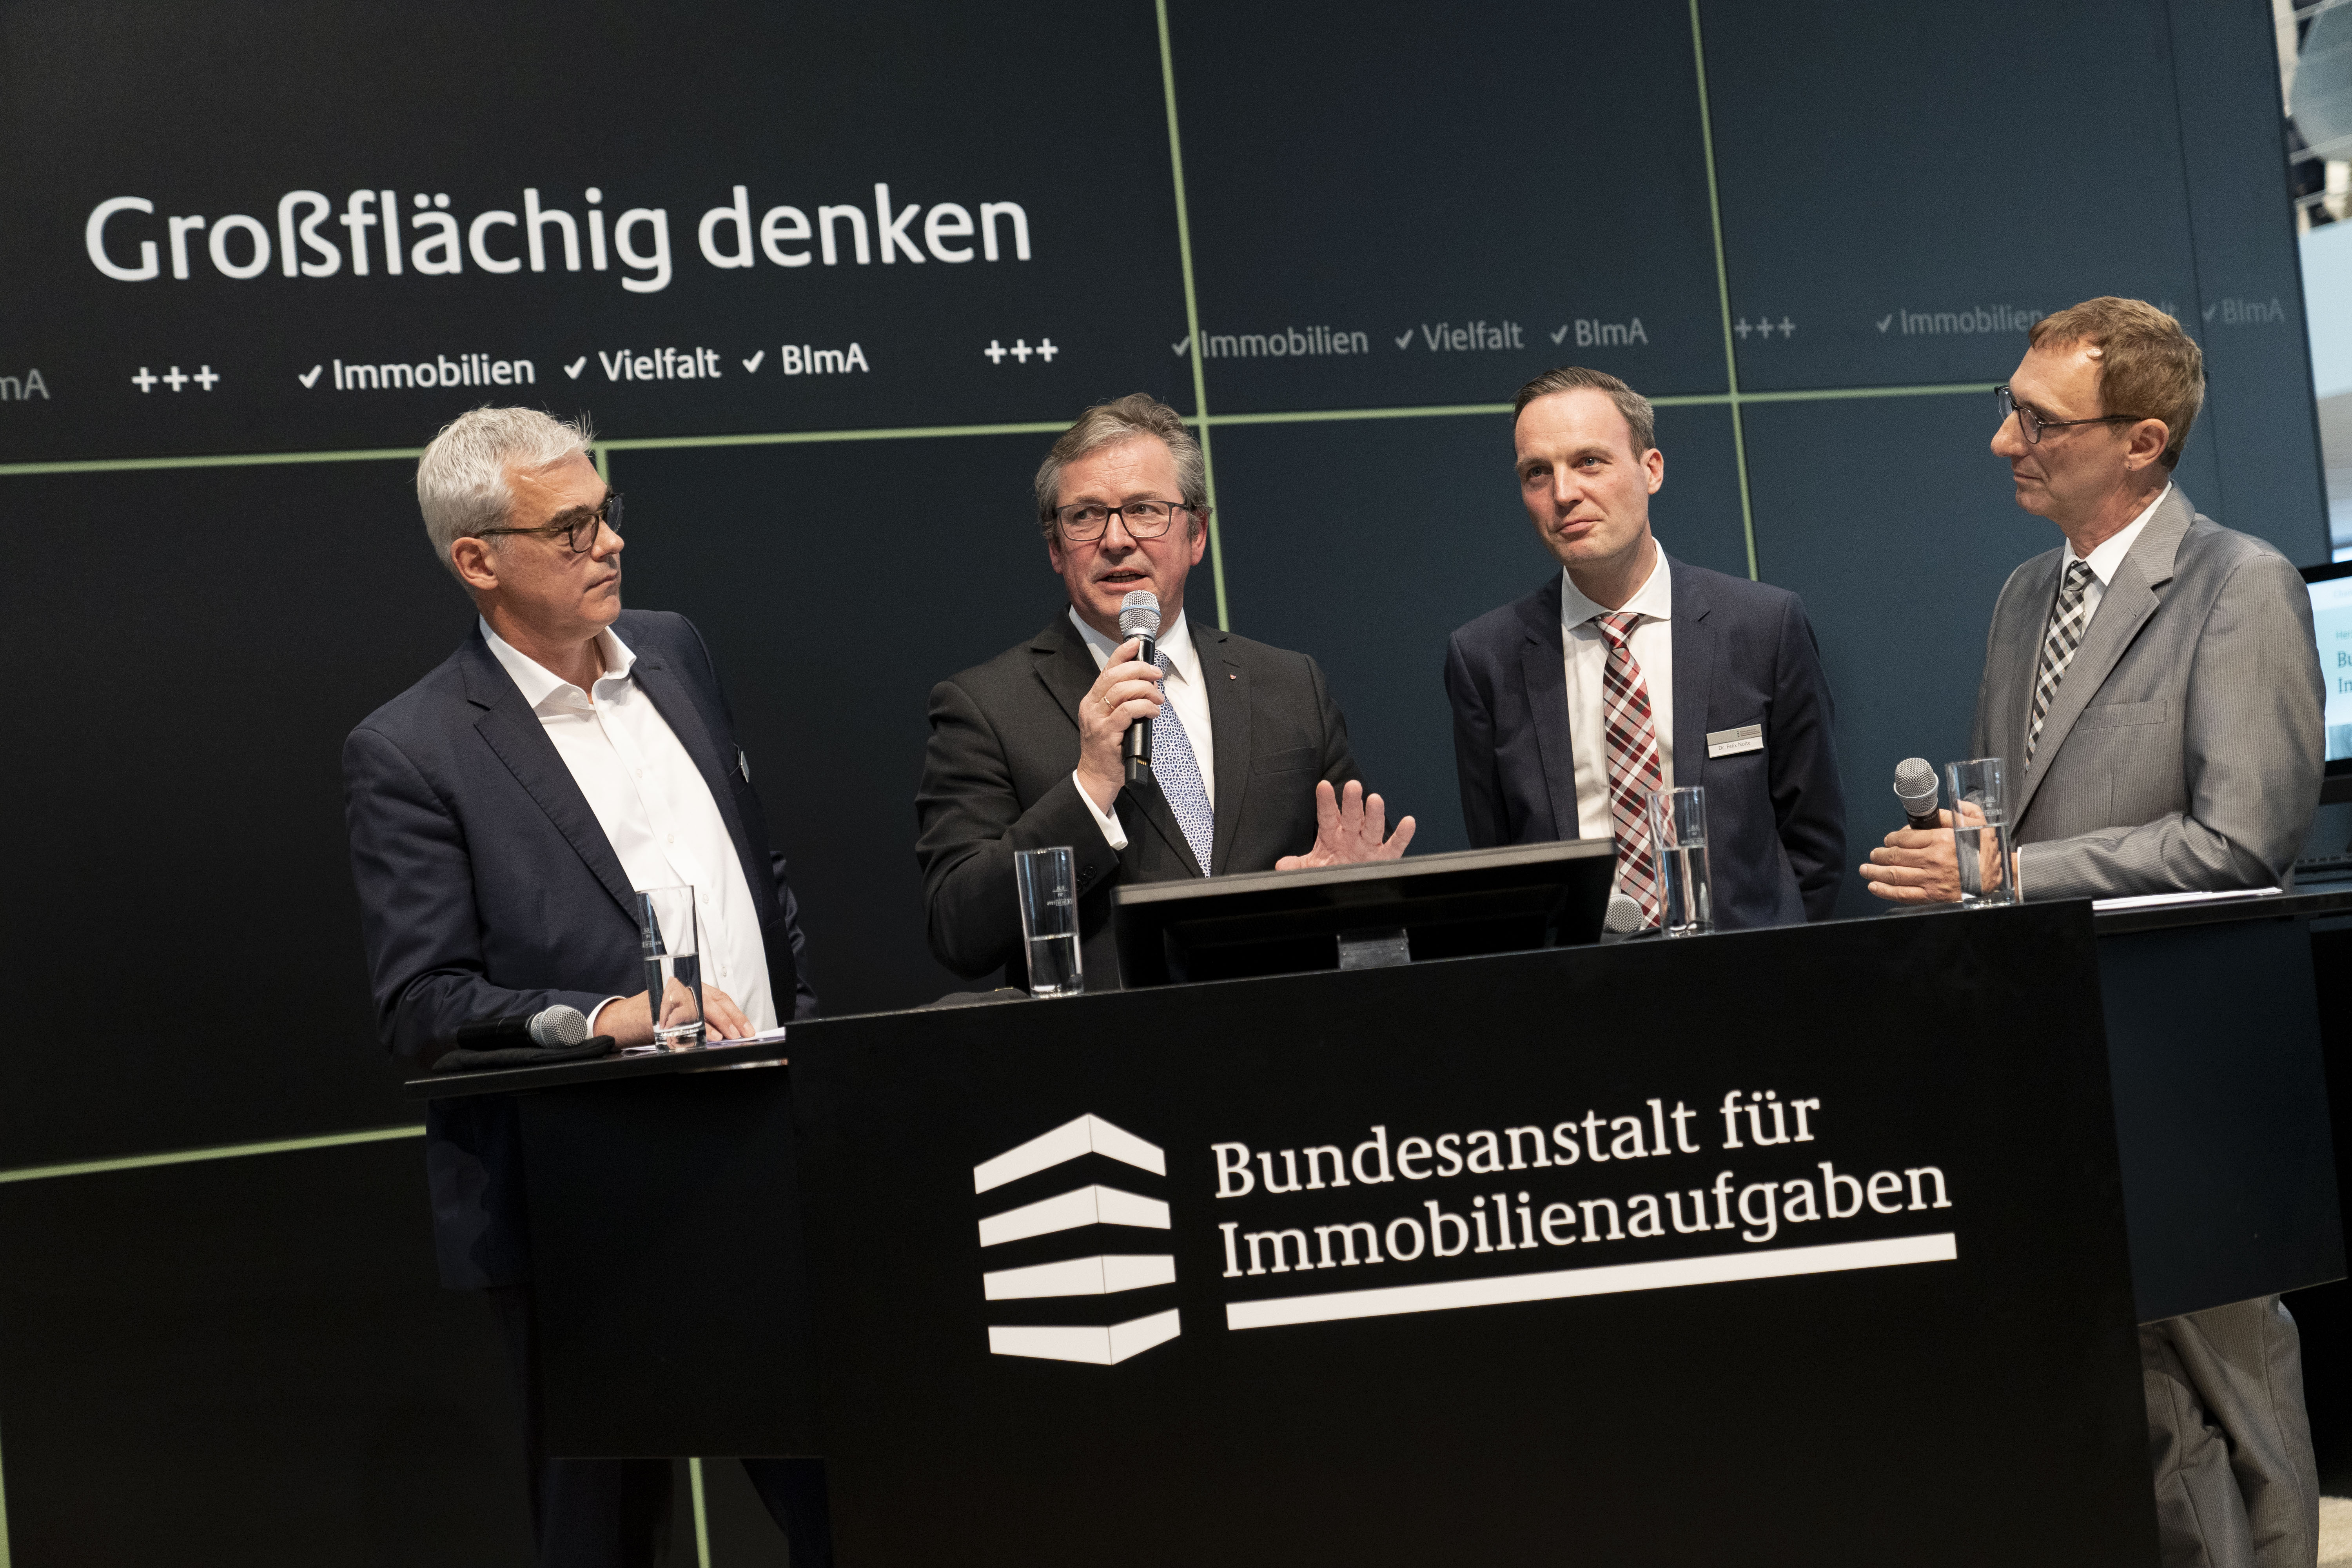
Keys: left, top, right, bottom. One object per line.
{"left": 1111, "top": 838, "right": 1617, "bottom": 988}
{"left": 2305, "top": 559, "right": 2352, "bottom": 804}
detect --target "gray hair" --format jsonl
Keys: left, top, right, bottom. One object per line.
{"left": 1033, "top": 393, "right": 1209, "bottom": 540}
{"left": 415, "top": 406, "right": 596, "bottom": 579}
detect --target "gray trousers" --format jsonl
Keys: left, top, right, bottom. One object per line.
{"left": 2144, "top": 1295, "right": 2319, "bottom": 1568}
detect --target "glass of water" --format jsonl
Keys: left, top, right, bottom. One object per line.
{"left": 1945, "top": 758, "right": 2015, "bottom": 907}
{"left": 1014, "top": 846, "right": 1084, "bottom": 997}
{"left": 636, "top": 885, "right": 706, "bottom": 1049}
{"left": 1644, "top": 786, "right": 1713, "bottom": 937}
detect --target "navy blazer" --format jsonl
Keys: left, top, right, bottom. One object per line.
{"left": 1443, "top": 556, "right": 1846, "bottom": 928}
{"left": 343, "top": 610, "right": 817, "bottom": 1289}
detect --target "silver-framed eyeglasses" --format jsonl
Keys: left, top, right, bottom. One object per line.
{"left": 1054, "top": 498, "right": 1192, "bottom": 542}
{"left": 473, "top": 492, "right": 623, "bottom": 554}
{"left": 1995, "top": 387, "right": 2152, "bottom": 446}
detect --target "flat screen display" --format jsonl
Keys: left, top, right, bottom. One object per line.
{"left": 2307, "top": 561, "right": 2352, "bottom": 769}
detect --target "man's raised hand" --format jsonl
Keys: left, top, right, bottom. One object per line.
{"left": 1276, "top": 779, "right": 1416, "bottom": 870}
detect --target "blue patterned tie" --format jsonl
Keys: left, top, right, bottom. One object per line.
{"left": 1149, "top": 651, "right": 1216, "bottom": 875}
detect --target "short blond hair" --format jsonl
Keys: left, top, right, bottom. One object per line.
{"left": 2028, "top": 297, "right": 2204, "bottom": 468}
{"left": 1033, "top": 394, "right": 1208, "bottom": 540}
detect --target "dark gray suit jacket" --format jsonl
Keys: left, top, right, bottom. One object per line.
{"left": 343, "top": 610, "right": 817, "bottom": 1289}
{"left": 1444, "top": 556, "right": 1846, "bottom": 928}
{"left": 916, "top": 614, "right": 1357, "bottom": 986}
{"left": 1971, "top": 486, "right": 2324, "bottom": 898}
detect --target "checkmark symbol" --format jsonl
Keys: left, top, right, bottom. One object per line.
{"left": 1875, "top": 314, "right": 1893, "bottom": 333}
{"left": 742, "top": 350, "right": 766, "bottom": 372}
{"left": 297, "top": 363, "right": 323, "bottom": 388}
{"left": 1393, "top": 330, "right": 1414, "bottom": 349}
{"left": 564, "top": 356, "right": 588, "bottom": 379}
{"left": 1171, "top": 336, "right": 1191, "bottom": 357}
{"left": 1549, "top": 324, "right": 1570, "bottom": 345}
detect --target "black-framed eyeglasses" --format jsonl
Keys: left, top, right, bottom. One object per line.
{"left": 1996, "top": 387, "right": 2154, "bottom": 446}
{"left": 474, "top": 493, "right": 623, "bottom": 554}
{"left": 1054, "top": 498, "right": 1193, "bottom": 543}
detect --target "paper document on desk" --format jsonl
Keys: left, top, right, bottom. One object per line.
{"left": 2090, "top": 887, "right": 2282, "bottom": 912}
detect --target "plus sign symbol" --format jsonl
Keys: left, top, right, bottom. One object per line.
{"left": 1035, "top": 338, "right": 1058, "bottom": 362}
{"left": 192, "top": 365, "right": 220, "bottom": 390}
{"left": 131, "top": 367, "right": 158, "bottom": 392}
{"left": 1009, "top": 339, "right": 1032, "bottom": 363}
{"left": 1733, "top": 318, "right": 1753, "bottom": 340}
{"left": 161, "top": 365, "right": 189, "bottom": 391}
{"left": 984, "top": 339, "right": 1007, "bottom": 364}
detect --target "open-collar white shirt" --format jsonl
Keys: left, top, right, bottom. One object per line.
{"left": 1067, "top": 606, "right": 1214, "bottom": 851}
{"left": 480, "top": 618, "right": 774, "bottom": 1032}
{"left": 1561, "top": 546, "right": 1674, "bottom": 840}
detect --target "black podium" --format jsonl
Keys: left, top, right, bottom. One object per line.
{"left": 418, "top": 893, "right": 2347, "bottom": 1566}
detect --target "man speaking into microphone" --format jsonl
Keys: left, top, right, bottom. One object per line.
{"left": 916, "top": 393, "right": 1412, "bottom": 987}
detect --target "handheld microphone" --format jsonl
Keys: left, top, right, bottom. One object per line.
{"left": 1119, "top": 590, "right": 1161, "bottom": 787}
{"left": 455, "top": 1003, "right": 590, "bottom": 1051}
{"left": 1893, "top": 757, "right": 1942, "bottom": 831}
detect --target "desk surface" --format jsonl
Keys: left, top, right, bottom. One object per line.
{"left": 407, "top": 887, "right": 2352, "bottom": 1100}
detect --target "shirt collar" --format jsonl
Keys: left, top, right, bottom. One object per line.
{"left": 479, "top": 617, "right": 637, "bottom": 712}
{"left": 1068, "top": 605, "right": 1200, "bottom": 683}
{"left": 2065, "top": 482, "right": 2171, "bottom": 588}
{"left": 1561, "top": 543, "right": 1672, "bottom": 630}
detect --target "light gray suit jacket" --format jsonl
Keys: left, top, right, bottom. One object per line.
{"left": 1969, "top": 485, "right": 2324, "bottom": 900}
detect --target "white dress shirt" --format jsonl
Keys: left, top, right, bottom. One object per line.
{"left": 2062, "top": 481, "right": 2170, "bottom": 628}
{"left": 480, "top": 619, "right": 775, "bottom": 1031}
{"left": 1067, "top": 606, "right": 1216, "bottom": 852}
{"left": 1561, "top": 546, "right": 1675, "bottom": 840}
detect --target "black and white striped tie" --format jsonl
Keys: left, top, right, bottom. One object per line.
{"left": 2026, "top": 559, "right": 2098, "bottom": 762}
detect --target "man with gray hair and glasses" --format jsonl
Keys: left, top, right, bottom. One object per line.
{"left": 918, "top": 392, "right": 1414, "bottom": 987}
{"left": 342, "top": 406, "right": 829, "bottom": 1566}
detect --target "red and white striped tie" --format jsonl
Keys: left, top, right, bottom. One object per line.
{"left": 1597, "top": 611, "right": 1663, "bottom": 927}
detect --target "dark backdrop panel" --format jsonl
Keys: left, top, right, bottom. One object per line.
{"left": 1706, "top": 0, "right": 2202, "bottom": 392}
{"left": 7, "top": 461, "right": 457, "bottom": 1163}
{"left": 1212, "top": 405, "right": 1747, "bottom": 854}
{"left": 1743, "top": 394, "right": 2057, "bottom": 918}
{"left": 1172, "top": 0, "right": 1724, "bottom": 409}
{"left": 609, "top": 434, "right": 1095, "bottom": 1014}
{"left": 0, "top": 1140, "right": 530, "bottom": 1566}
{"left": 0, "top": 0, "right": 1187, "bottom": 462}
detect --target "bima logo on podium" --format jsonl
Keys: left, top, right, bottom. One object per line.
{"left": 974, "top": 1114, "right": 1179, "bottom": 1366}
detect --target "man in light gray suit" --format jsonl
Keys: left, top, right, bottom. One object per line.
{"left": 1862, "top": 297, "right": 2325, "bottom": 1568}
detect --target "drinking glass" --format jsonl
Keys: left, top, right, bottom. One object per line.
{"left": 1945, "top": 758, "right": 2015, "bottom": 907}
{"left": 1014, "top": 846, "right": 1084, "bottom": 997}
{"left": 636, "top": 885, "right": 706, "bottom": 1049}
{"left": 1645, "top": 786, "right": 1714, "bottom": 937}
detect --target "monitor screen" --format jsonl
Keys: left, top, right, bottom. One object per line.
{"left": 2308, "top": 560, "right": 2352, "bottom": 774}
{"left": 1111, "top": 839, "right": 1617, "bottom": 988}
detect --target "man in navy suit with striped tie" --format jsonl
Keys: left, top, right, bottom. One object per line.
{"left": 1444, "top": 367, "right": 1846, "bottom": 929}
{"left": 917, "top": 393, "right": 1414, "bottom": 989}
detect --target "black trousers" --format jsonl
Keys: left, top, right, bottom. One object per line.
{"left": 489, "top": 1284, "right": 834, "bottom": 1567}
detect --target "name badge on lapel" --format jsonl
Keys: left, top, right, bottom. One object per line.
{"left": 1707, "top": 724, "right": 1763, "bottom": 759}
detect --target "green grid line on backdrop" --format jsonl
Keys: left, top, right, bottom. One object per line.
{"left": 0, "top": 383, "right": 1998, "bottom": 481}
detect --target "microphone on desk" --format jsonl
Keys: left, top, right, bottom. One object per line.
{"left": 1893, "top": 757, "right": 1943, "bottom": 831}
{"left": 455, "top": 1003, "right": 590, "bottom": 1050}
{"left": 1119, "top": 590, "right": 1161, "bottom": 787}
{"left": 1598, "top": 891, "right": 1650, "bottom": 943}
